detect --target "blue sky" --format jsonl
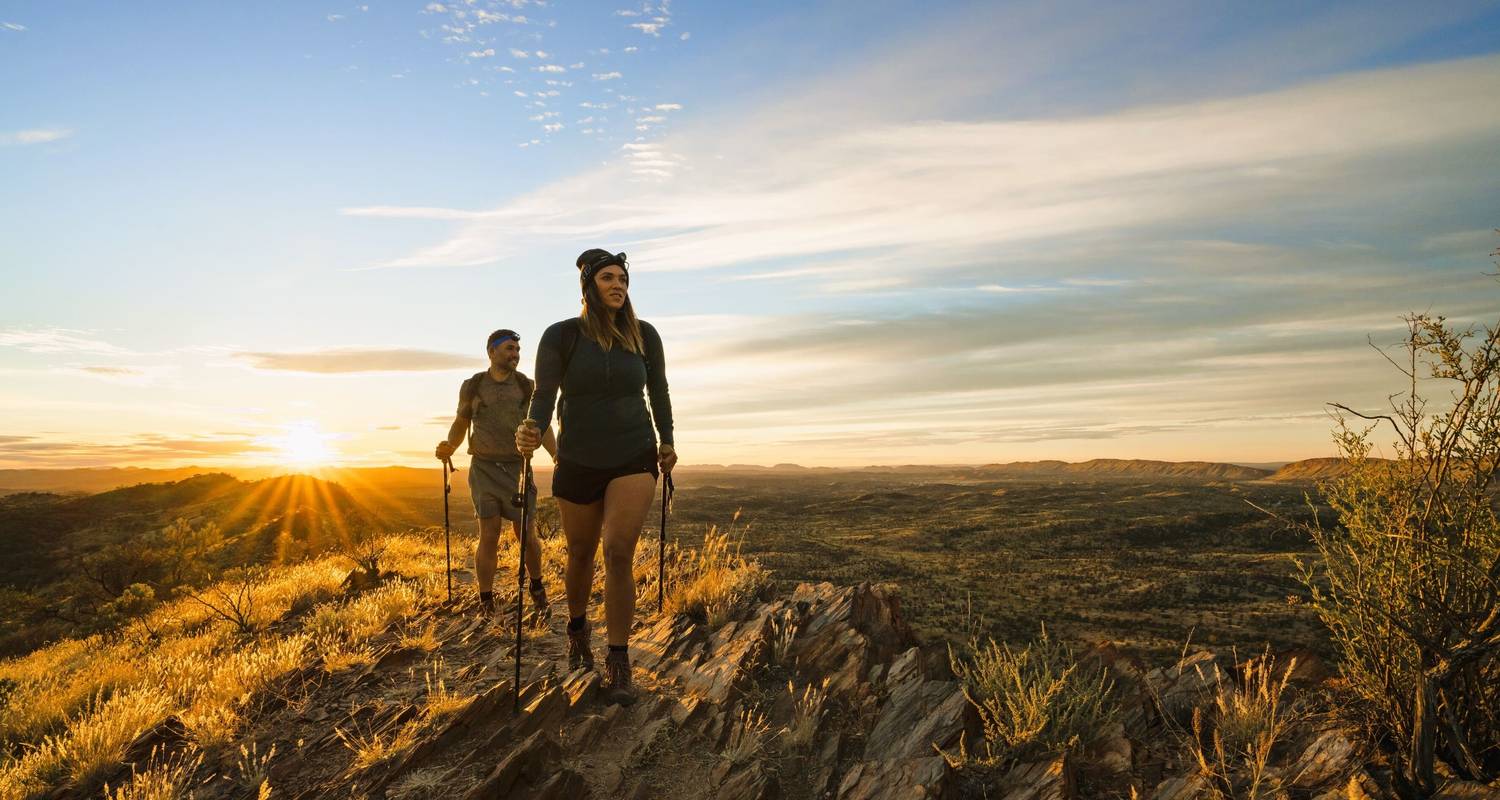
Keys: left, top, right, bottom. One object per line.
{"left": 3, "top": 0, "right": 1500, "bottom": 468}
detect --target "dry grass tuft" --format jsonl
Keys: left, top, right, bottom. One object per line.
{"left": 781, "top": 679, "right": 828, "bottom": 752}
{"left": 101, "top": 746, "right": 204, "bottom": 800}
{"left": 944, "top": 627, "right": 1119, "bottom": 766}
{"left": 0, "top": 687, "right": 175, "bottom": 797}
{"left": 1187, "top": 651, "right": 1300, "bottom": 800}
{"left": 306, "top": 579, "right": 423, "bottom": 643}
{"left": 396, "top": 620, "right": 441, "bottom": 652}
{"left": 335, "top": 718, "right": 423, "bottom": 773}
{"left": 233, "top": 740, "right": 276, "bottom": 797}
{"left": 387, "top": 766, "right": 449, "bottom": 799}
{"left": 419, "top": 658, "right": 472, "bottom": 721}
{"left": 768, "top": 610, "right": 798, "bottom": 667}
{"left": 315, "top": 634, "right": 376, "bottom": 673}
{"left": 655, "top": 523, "right": 769, "bottom": 625}
{"left": 722, "top": 706, "right": 772, "bottom": 766}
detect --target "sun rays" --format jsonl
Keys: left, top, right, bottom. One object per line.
{"left": 257, "top": 422, "right": 338, "bottom": 470}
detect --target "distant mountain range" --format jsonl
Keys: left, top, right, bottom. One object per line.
{"left": 0, "top": 457, "right": 1364, "bottom": 496}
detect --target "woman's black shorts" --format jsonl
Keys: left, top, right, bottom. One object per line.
{"left": 551, "top": 447, "right": 659, "bottom": 505}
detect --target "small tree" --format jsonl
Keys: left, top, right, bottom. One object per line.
{"left": 1297, "top": 297, "right": 1500, "bottom": 794}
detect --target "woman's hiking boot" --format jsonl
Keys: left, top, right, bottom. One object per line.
{"left": 567, "top": 621, "right": 594, "bottom": 671}
{"left": 603, "top": 649, "right": 637, "bottom": 706}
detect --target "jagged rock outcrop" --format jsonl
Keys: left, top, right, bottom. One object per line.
{"left": 87, "top": 577, "right": 1489, "bottom": 800}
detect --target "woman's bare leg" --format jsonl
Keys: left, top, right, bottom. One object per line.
{"left": 599, "top": 473, "right": 656, "bottom": 646}
{"left": 558, "top": 497, "right": 605, "bottom": 620}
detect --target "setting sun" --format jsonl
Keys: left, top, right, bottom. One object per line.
{"left": 260, "top": 422, "right": 337, "bottom": 468}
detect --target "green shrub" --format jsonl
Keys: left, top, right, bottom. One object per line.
{"left": 1297, "top": 307, "right": 1500, "bottom": 793}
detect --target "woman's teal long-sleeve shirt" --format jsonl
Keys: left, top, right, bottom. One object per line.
{"left": 526, "top": 318, "right": 674, "bottom": 469}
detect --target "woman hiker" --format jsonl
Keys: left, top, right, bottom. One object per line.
{"left": 515, "top": 248, "right": 676, "bottom": 706}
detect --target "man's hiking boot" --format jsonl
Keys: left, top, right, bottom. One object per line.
{"left": 528, "top": 584, "right": 550, "bottom": 620}
{"left": 567, "top": 622, "right": 594, "bottom": 671}
{"left": 603, "top": 650, "right": 637, "bottom": 706}
{"left": 478, "top": 593, "right": 495, "bottom": 614}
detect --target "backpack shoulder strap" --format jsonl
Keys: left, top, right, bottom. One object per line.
{"left": 559, "top": 318, "right": 583, "bottom": 379}
{"left": 460, "top": 371, "right": 488, "bottom": 409}
{"left": 515, "top": 372, "right": 534, "bottom": 407}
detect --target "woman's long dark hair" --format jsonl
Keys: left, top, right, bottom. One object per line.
{"left": 579, "top": 268, "right": 645, "bottom": 355}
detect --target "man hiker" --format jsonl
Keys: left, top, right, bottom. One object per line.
{"left": 435, "top": 328, "right": 557, "bottom": 614}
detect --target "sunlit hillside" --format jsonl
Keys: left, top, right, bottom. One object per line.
{"left": 0, "top": 473, "right": 434, "bottom": 656}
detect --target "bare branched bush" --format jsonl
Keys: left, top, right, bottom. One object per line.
{"left": 1294, "top": 304, "right": 1500, "bottom": 793}
{"left": 339, "top": 526, "right": 389, "bottom": 583}
{"left": 944, "top": 626, "right": 1119, "bottom": 766}
{"left": 1187, "top": 651, "right": 1300, "bottom": 799}
{"left": 180, "top": 567, "right": 269, "bottom": 636}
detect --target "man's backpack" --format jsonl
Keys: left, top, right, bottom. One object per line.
{"left": 460, "top": 370, "right": 534, "bottom": 418}
{"left": 460, "top": 318, "right": 644, "bottom": 422}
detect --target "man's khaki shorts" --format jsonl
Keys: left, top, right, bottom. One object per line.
{"left": 468, "top": 457, "right": 536, "bottom": 522}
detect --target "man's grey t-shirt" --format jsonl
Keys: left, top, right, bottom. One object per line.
{"left": 457, "top": 371, "right": 530, "bottom": 462}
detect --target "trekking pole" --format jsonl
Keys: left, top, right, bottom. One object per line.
{"left": 512, "top": 456, "right": 534, "bottom": 712}
{"left": 442, "top": 457, "right": 455, "bottom": 604}
{"left": 657, "top": 472, "right": 675, "bottom": 613}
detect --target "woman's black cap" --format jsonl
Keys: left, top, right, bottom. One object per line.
{"left": 577, "top": 248, "right": 628, "bottom": 289}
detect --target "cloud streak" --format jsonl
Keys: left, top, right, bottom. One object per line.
{"left": 235, "top": 348, "right": 472, "bottom": 373}
{"left": 0, "top": 433, "right": 273, "bottom": 467}
{"left": 1, "top": 128, "right": 73, "bottom": 146}
{"left": 348, "top": 54, "right": 1500, "bottom": 274}
{"left": 0, "top": 328, "right": 129, "bottom": 355}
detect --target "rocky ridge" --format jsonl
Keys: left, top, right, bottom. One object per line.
{"left": 68, "top": 580, "right": 1498, "bottom": 800}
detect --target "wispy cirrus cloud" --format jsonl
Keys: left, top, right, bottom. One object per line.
{"left": 0, "top": 433, "right": 271, "bottom": 466}
{"left": 75, "top": 366, "right": 143, "bottom": 377}
{"left": 639, "top": 229, "right": 1498, "bottom": 464}
{"left": 345, "top": 54, "right": 1500, "bottom": 274}
{"left": 328, "top": 1, "right": 1500, "bottom": 464}
{"left": 1, "top": 128, "right": 73, "bottom": 146}
{"left": 0, "top": 327, "right": 130, "bottom": 355}
{"left": 234, "top": 347, "right": 471, "bottom": 373}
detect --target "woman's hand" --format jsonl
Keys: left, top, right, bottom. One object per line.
{"left": 658, "top": 443, "right": 677, "bottom": 474}
{"left": 515, "top": 421, "right": 541, "bottom": 456}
